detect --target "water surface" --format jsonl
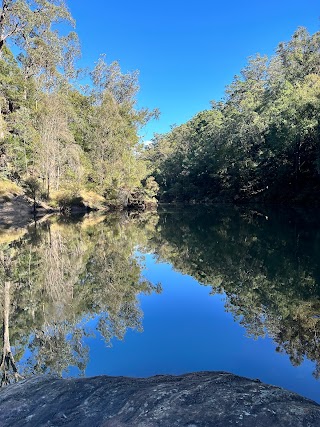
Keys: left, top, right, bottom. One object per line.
{"left": 1, "top": 206, "right": 320, "bottom": 402}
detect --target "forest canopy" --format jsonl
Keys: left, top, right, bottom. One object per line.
{"left": 145, "top": 27, "right": 320, "bottom": 205}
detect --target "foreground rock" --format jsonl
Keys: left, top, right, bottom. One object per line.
{"left": 0, "top": 372, "right": 319, "bottom": 426}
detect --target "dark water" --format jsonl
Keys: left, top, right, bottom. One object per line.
{"left": 1, "top": 206, "right": 320, "bottom": 402}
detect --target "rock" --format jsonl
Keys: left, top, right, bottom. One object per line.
{"left": 0, "top": 372, "right": 319, "bottom": 426}
{"left": 0, "top": 194, "right": 56, "bottom": 228}
{"left": 0, "top": 195, "right": 34, "bottom": 227}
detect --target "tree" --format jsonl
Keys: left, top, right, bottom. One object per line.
{"left": 87, "top": 57, "right": 159, "bottom": 201}
{"left": 0, "top": 0, "right": 79, "bottom": 82}
{"left": 149, "top": 27, "right": 320, "bottom": 205}
{"left": 23, "top": 175, "right": 40, "bottom": 212}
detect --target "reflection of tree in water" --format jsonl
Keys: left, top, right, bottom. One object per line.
{"left": 4, "top": 206, "right": 320, "bottom": 380}
{"left": 0, "top": 212, "right": 160, "bottom": 380}
{"left": 151, "top": 206, "right": 320, "bottom": 378}
{"left": 0, "top": 252, "right": 23, "bottom": 386}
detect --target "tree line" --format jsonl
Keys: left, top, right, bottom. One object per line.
{"left": 2, "top": 5, "right": 320, "bottom": 208}
{"left": 146, "top": 28, "right": 320, "bottom": 205}
{"left": 0, "top": 0, "right": 159, "bottom": 210}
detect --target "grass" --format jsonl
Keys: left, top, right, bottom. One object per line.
{"left": 0, "top": 179, "right": 23, "bottom": 198}
{"left": 0, "top": 180, "right": 107, "bottom": 211}
{"left": 0, "top": 228, "right": 26, "bottom": 245}
{"left": 79, "top": 190, "right": 106, "bottom": 209}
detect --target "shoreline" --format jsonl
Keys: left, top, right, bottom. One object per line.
{"left": 0, "top": 194, "right": 157, "bottom": 229}
{"left": 0, "top": 371, "right": 319, "bottom": 426}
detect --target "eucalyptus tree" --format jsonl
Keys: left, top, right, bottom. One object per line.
{"left": 35, "top": 90, "right": 86, "bottom": 198}
{"left": 88, "top": 56, "right": 159, "bottom": 203}
{"left": 0, "top": 0, "right": 80, "bottom": 189}
{"left": 0, "top": 0, "right": 79, "bottom": 81}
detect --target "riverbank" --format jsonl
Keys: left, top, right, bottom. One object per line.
{"left": 0, "top": 187, "right": 62, "bottom": 231}
{"left": 0, "top": 185, "right": 156, "bottom": 230}
{"left": 0, "top": 372, "right": 319, "bottom": 426}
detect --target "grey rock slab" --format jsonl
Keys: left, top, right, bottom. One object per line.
{"left": 0, "top": 371, "right": 319, "bottom": 426}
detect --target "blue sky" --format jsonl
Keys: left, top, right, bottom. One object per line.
{"left": 69, "top": 0, "right": 319, "bottom": 141}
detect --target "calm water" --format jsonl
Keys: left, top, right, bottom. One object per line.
{"left": 1, "top": 206, "right": 320, "bottom": 403}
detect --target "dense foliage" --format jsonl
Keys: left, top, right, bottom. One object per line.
{"left": 0, "top": 1, "right": 158, "bottom": 209}
{"left": 146, "top": 28, "right": 320, "bottom": 204}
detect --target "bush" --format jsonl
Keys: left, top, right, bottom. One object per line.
{"left": 53, "top": 191, "right": 84, "bottom": 211}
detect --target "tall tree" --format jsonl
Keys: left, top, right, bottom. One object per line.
{"left": 0, "top": 0, "right": 79, "bottom": 81}
{"left": 88, "top": 57, "right": 158, "bottom": 201}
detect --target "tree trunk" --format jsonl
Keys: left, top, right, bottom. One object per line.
{"left": 47, "top": 172, "right": 50, "bottom": 199}
{"left": 0, "top": 281, "right": 23, "bottom": 386}
{"left": 2, "top": 282, "right": 10, "bottom": 356}
{"left": 0, "top": 0, "right": 8, "bottom": 57}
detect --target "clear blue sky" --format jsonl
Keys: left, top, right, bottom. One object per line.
{"left": 69, "top": 0, "right": 319, "bottom": 141}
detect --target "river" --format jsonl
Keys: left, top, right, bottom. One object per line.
{"left": 1, "top": 206, "right": 320, "bottom": 402}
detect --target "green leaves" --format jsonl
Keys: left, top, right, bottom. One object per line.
{"left": 150, "top": 27, "right": 320, "bottom": 205}
{"left": 1, "top": 0, "right": 79, "bottom": 82}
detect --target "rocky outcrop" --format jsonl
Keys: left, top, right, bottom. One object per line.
{"left": 0, "top": 372, "right": 319, "bottom": 426}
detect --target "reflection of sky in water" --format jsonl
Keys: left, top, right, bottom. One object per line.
{"left": 73, "top": 252, "right": 320, "bottom": 404}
